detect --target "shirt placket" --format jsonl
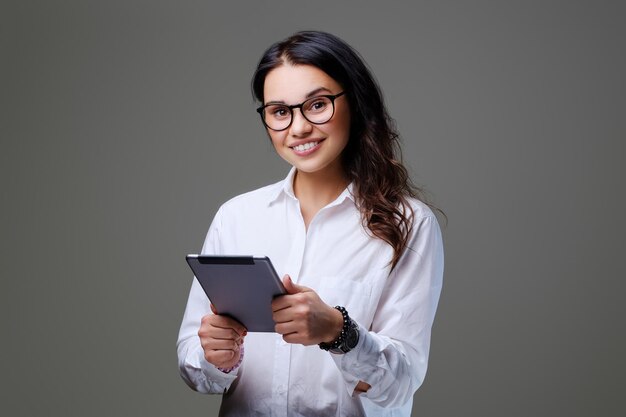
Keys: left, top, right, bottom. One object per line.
{"left": 271, "top": 198, "right": 308, "bottom": 417}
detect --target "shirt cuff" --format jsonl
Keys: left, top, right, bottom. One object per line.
{"left": 329, "top": 323, "right": 378, "bottom": 394}
{"left": 191, "top": 346, "right": 239, "bottom": 392}
{"left": 332, "top": 321, "right": 408, "bottom": 399}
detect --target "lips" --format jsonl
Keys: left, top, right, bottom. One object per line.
{"left": 292, "top": 141, "right": 319, "bottom": 152}
{"left": 289, "top": 139, "right": 324, "bottom": 156}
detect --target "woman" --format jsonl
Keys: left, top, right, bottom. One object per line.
{"left": 177, "top": 31, "right": 444, "bottom": 417}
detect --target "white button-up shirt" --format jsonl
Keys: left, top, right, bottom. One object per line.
{"left": 177, "top": 168, "right": 444, "bottom": 417}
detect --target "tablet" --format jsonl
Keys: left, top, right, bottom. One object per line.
{"left": 186, "top": 255, "right": 286, "bottom": 332}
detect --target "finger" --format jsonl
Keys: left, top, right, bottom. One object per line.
{"left": 202, "top": 338, "right": 242, "bottom": 351}
{"left": 282, "top": 275, "right": 309, "bottom": 295}
{"left": 207, "top": 315, "right": 247, "bottom": 336}
{"left": 274, "top": 321, "right": 299, "bottom": 336}
{"left": 205, "top": 349, "right": 236, "bottom": 366}
{"left": 210, "top": 303, "right": 218, "bottom": 315}
{"left": 272, "top": 307, "right": 295, "bottom": 324}
{"left": 271, "top": 295, "right": 293, "bottom": 312}
{"left": 281, "top": 331, "right": 305, "bottom": 345}
{"left": 281, "top": 331, "right": 317, "bottom": 346}
{"left": 200, "top": 326, "right": 245, "bottom": 342}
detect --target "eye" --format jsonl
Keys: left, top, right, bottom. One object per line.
{"left": 267, "top": 105, "right": 290, "bottom": 119}
{"left": 306, "top": 98, "right": 328, "bottom": 113}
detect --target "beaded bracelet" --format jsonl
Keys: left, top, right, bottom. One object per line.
{"left": 217, "top": 344, "right": 245, "bottom": 374}
{"left": 318, "top": 306, "right": 349, "bottom": 351}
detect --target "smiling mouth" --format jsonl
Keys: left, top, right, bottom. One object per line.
{"left": 291, "top": 141, "right": 320, "bottom": 152}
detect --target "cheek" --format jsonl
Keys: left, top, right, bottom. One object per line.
{"left": 269, "top": 131, "right": 286, "bottom": 148}
{"left": 335, "top": 108, "right": 351, "bottom": 140}
{"left": 334, "top": 115, "right": 351, "bottom": 147}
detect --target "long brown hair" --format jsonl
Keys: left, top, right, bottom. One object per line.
{"left": 252, "top": 31, "right": 441, "bottom": 269}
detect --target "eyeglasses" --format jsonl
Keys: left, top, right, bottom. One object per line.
{"left": 256, "top": 92, "right": 345, "bottom": 131}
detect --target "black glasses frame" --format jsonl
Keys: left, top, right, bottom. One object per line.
{"left": 256, "top": 91, "right": 345, "bottom": 131}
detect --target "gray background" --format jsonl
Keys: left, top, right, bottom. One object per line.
{"left": 2, "top": 1, "right": 624, "bottom": 416}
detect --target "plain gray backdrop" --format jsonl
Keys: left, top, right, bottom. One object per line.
{"left": 2, "top": 1, "right": 624, "bottom": 416}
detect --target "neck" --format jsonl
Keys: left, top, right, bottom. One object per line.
{"left": 293, "top": 166, "right": 349, "bottom": 209}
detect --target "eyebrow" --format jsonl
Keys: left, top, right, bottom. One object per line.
{"left": 265, "top": 87, "right": 333, "bottom": 105}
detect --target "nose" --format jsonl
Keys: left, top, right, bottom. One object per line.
{"left": 289, "top": 108, "right": 313, "bottom": 136}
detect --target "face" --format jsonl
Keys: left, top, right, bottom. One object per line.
{"left": 262, "top": 64, "right": 351, "bottom": 177}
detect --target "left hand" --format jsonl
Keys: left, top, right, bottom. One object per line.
{"left": 272, "top": 275, "right": 343, "bottom": 346}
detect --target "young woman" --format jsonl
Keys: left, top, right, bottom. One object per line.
{"left": 177, "top": 31, "right": 444, "bottom": 417}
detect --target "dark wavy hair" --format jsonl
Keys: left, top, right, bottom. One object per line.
{"left": 252, "top": 31, "right": 438, "bottom": 269}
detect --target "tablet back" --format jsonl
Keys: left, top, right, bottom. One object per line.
{"left": 186, "top": 255, "right": 286, "bottom": 332}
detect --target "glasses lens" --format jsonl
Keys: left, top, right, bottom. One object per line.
{"left": 261, "top": 96, "right": 336, "bottom": 130}
{"left": 302, "top": 96, "right": 334, "bottom": 124}
{"left": 263, "top": 105, "right": 291, "bottom": 130}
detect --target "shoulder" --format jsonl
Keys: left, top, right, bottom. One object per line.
{"left": 405, "top": 197, "right": 438, "bottom": 223}
{"left": 404, "top": 197, "right": 443, "bottom": 249}
{"left": 392, "top": 197, "right": 444, "bottom": 272}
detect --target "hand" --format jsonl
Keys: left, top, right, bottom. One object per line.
{"left": 198, "top": 304, "right": 247, "bottom": 370}
{"left": 271, "top": 275, "right": 343, "bottom": 346}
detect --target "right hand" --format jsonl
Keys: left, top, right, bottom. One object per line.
{"left": 198, "top": 304, "right": 247, "bottom": 370}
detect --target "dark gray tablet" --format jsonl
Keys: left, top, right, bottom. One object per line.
{"left": 186, "top": 255, "right": 286, "bottom": 332}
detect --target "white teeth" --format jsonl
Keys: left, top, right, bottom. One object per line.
{"left": 293, "top": 141, "right": 319, "bottom": 152}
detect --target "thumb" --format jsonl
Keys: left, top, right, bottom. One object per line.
{"left": 282, "top": 274, "right": 308, "bottom": 295}
{"left": 210, "top": 303, "right": 218, "bottom": 315}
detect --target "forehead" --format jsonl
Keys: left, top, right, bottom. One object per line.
{"left": 263, "top": 64, "right": 341, "bottom": 103}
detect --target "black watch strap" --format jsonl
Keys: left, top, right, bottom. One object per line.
{"left": 319, "top": 306, "right": 360, "bottom": 354}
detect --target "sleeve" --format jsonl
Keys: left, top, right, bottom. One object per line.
{"left": 331, "top": 214, "right": 444, "bottom": 407}
{"left": 176, "top": 206, "right": 239, "bottom": 394}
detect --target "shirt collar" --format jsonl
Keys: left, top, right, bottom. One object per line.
{"left": 268, "top": 167, "right": 356, "bottom": 207}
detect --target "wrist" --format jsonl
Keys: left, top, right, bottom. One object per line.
{"left": 322, "top": 306, "right": 345, "bottom": 343}
{"left": 318, "top": 306, "right": 359, "bottom": 354}
{"left": 217, "top": 344, "right": 245, "bottom": 374}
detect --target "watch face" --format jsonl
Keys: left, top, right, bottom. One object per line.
{"left": 345, "top": 322, "right": 359, "bottom": 349}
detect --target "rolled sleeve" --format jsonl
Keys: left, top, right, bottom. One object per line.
{"left": 331, "top": 214, "right": 444, "bottom": 407}
{"left": 176, "top": 207, "right": 240, "bottom": 394}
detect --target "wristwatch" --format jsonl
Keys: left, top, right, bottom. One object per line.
{"left": 319, "top": 306, "right": 360, "bottom": 354}
{"left": 330, "top": 316, "right": 359, "bottom": 354}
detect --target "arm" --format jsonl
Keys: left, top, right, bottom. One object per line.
{"left": 332, "top": 214, "right": 444, "bottom": 406}
{"left": 177, "top": 280, "right": 241, "bottom": 393}
{"left": 271, "top": 214, "right": 443, "bottom": 407}
{"left": 176, "top": 207, "right": 246, "bottom": 393}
